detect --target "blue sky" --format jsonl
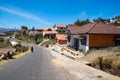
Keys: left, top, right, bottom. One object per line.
{"left": 0, "top": 0, "right": 120, "bottom": 29}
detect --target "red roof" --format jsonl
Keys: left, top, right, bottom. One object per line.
{"left": 43, "top": 28, "right": 57, "bottom": 34}
{"left": 56, "top": 34, "right": 67, "bottom": 40}
{"left": 68, "top": 22, "right": 120, "bottom": 35}
{"left": 43, "top": 31, "right": 58, "bottom": 34}
{"left": 43, "top": 28, "right": 55, "bottom": 31}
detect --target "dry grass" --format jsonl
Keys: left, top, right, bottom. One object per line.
{"left": 80, "top": 49, "right": 119, "bottom": 62}
{"left": 13, "top": 50, "right": 29, "bottom": 58}
{"left": 0, "top": 48, "right": 16, "bottom": 54}
{"left": 0, "top": 50, "right": 30, "bottom": 66}
{"left": 91, "top": 56, "right": 120, "bottom": 77}
{"left": 0, "top": 60, "right": 9, "bottom": 66}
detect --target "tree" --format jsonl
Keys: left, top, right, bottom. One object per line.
{"left": 0, "top": 37, "right": 4, "bottom": 42}
{"left": 34, "top": 34, "right": 43, "bottom": 44}
{"left": 93, "top": 19, "right": 97, "bottom": 22}
{"left": 32, "top": 26, "right": 35, "bottom": 31}
{"left": 74, "top": 18, "right": 90, "bottom": 26}
{"left": 105, "top": 19, "right": 110, "bottom": 23}
{"left": 74, "top": 19, "right": 81, "bottom": 26}
{"left": 83, "top": 18, "right": 90, "bottom": 25}
{"left": 112, "top": 18, "right": 114, "bottom": 20}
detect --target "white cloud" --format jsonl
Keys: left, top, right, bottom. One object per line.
{"left": 78, "top": 11, "right": 105, "bottom": 21}
{"left": 0, "top": 6, "right": 51, "bottom": 25}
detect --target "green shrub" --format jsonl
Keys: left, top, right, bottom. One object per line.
{"left": 98, "top": 57, "right": 103, "bottom": 70}
{"left": 15, "top": 45, "right": 29, "bottom": 52}
{"left": 0, "top": 37, "right": 4, "bottom": 42}
{"left": 0, "top": 39, "right": 12, "bottom": 48}
{"left": 14, "top": 44, "right": 22, "bottom": 48}
{"left": 97, "top": 75, "right": 103, "bottom": 78}
{"left": 42, "top": 39, "right": 56, "bottom": 46}
{"left": 107, "top": 46, "right": 120, "bottom": 52}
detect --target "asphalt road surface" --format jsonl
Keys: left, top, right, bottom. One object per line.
{"left": 0, "top": 46, "right": 73, "bottom": 80}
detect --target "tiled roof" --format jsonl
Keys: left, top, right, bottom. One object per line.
{"left": 43, "top": 31, "right": 58, "bottom": 34}
{"left": 68, "top": 22, "right": 120, "bottom": 34}
{"left": 56, "top": 34, "right": 67, "bottom": 40}
{"left": 67, "top": 25, "right": 82, "bottom": 34}
{"left": 43, "top": 28, "right": 55, "bottom": 31}
{"left": 89, "top": 22, "right": 120, "bottom": 34}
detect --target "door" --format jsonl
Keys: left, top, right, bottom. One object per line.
{"left": 74, "top": 38, "right": 79, "bottom": 50}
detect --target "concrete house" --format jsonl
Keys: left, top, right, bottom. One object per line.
{"left": 67, "top": 21, "right": 120, "bottom": 52}
{"left": 43, "top": 28, "right": 58, "bottom": 39}
{"left": 53, "top": 24, "right": 67, "bottom": 33}
{"left": 21, "top": 26, "right": 29, "bottom": 35}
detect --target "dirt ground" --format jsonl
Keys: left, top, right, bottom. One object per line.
{"left": 0, "top": 48, "right": 16, "bottom": 54}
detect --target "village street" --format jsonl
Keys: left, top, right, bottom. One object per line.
{"left": 0, "top": 46, "right": 76, "bottom": 80}
{"left": 0, "top": 45, "right": 120, "bottom": 80}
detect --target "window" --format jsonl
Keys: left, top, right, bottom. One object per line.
{"left": 81, "top": 36, "right": 87, "bottom": 45}
{"left": 114, "top": 37, "right": 120, "bottom": 46}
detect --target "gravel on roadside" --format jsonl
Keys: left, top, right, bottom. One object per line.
{"left": 47, "top": 46, "right": 120, "bottom": 80}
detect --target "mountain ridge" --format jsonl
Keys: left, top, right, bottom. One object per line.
{"left": 0, "top": 27, "right": 15, "bottom": 32}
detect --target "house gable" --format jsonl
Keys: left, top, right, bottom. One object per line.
{"left": 68, "top": 22, "right": 120, "bottom": 35}
{"left": 67, "top": 21, "right": 120, "bottom": 51}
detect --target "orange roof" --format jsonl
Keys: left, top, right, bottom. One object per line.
{"left": 43, "top": 31, "right": 58, "bottom": 34}
{"left": 43, "top": 28, "right": 55, "bottom": 31}
{"left": 56, "top": 34, "right": 67, "bottom": 40}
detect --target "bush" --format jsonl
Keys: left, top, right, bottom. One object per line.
{"left": 0, "top": 39, "right": 12, "bottom": 48}
{"left": 111, "top": 58, "right": 120, "bottom": 76}
{"left": 41, "top": 39, "right": 56, "bottom": 47}
{"left": 15, "top": 45, "right": 29, "bottom": 52}
{"left": 97, "top": 75, "right": 103, "bottom": 78}
{"left": 0, "top": 37, "right": 4, "bottom": 42}
{"left": 91, "top": 56, "right": 120, "bottom": 77}
{"left": 14, "top": 44, "right": 22, "bottom": 48}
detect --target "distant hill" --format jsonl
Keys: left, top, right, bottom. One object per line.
{"left": 0, "top": 28, "right": 15, "bottom": 32}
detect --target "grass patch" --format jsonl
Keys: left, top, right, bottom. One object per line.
{"left": 97, "top": 75, "right": 103, "bottom": 78}
{"left": 42, "top": 39, "right": 56, "bottom": 47}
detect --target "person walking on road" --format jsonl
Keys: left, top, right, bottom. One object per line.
{"left": 31, "top": 46, "right": 33, "bottom": 52}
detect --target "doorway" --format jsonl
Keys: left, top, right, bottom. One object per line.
{"left": 74, "top": 38, "right": 79, "bottom": 50}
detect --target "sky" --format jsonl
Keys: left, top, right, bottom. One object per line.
{"left": 0, "top": 0, "right": 120, "bottom": 29}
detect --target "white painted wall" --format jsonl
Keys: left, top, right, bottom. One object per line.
{"left": 67, "top": 34, "right": 89, "bottom": 52}
{"left": 43, "top": 32, "right": 45, "bottom": 37}
{"left": 71, "top": 36, "right": 74, "bottom": 48}
{"left": 67, "top": 35, "right": 74, "bottom": 47}
{"left": 79, "top": 35, "right": 89, "bottom": 52}
{"left": 67, "top": 42, "right": 71, "bottom": 46}
{"left": 54, "top": 45, "right": 62, "bottom": 52}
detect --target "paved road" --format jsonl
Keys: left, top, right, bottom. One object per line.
{"left": 0, "top": 46, "right": 72, "bottom": 80}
